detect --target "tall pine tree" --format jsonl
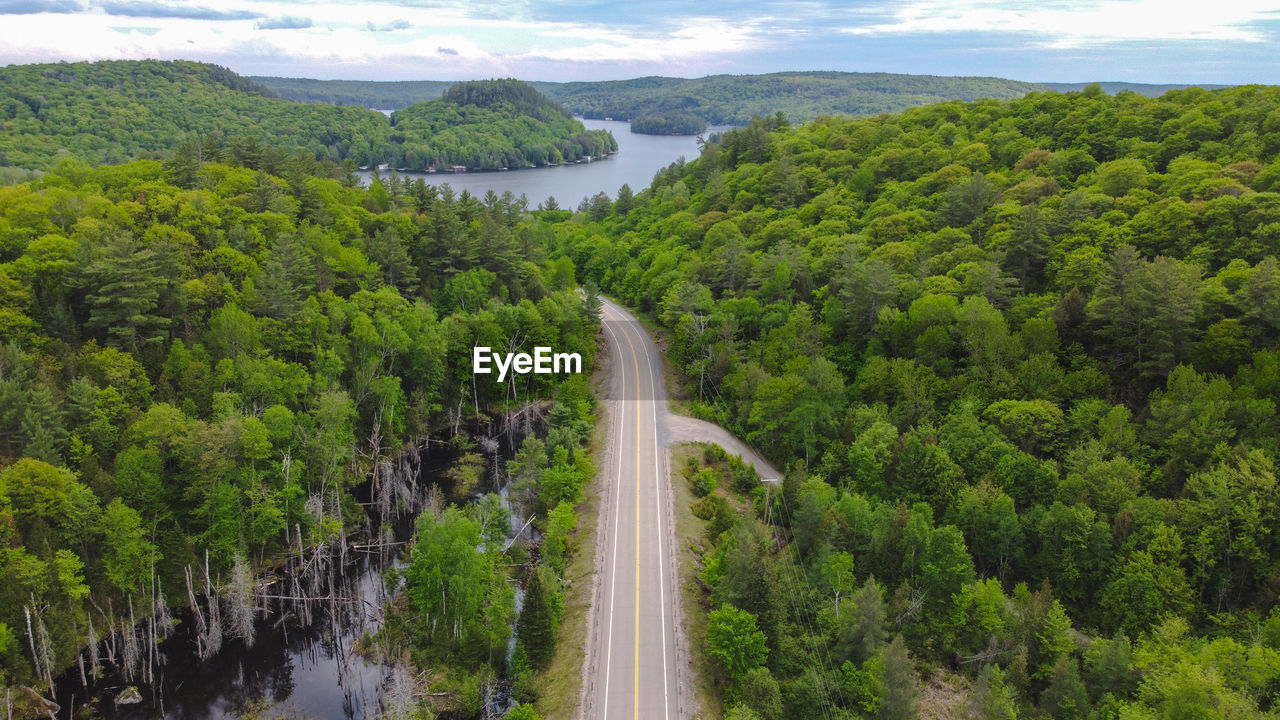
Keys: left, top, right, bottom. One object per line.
{"left": 517, "top": 566, "right": 556, "bottom": 668}
{"left": 80, "top": 231, "right": 170, "bottom": 354}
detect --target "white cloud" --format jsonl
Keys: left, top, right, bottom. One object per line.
{"left": 841, "top": 0, "right": 1280, "bottom": 48}
{"left": 520, "top": 18, "right": 761, "bottom": 64}
{"left": 5, "top": 0, "right": 1272, "bottom": 80}
{"left": 0, "top": 1, "right": 761, "bottom": 76}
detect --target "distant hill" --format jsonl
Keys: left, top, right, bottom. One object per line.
{"left": 0, "top": 62, "right": 613, "bottom": 172}
{"left": 255, "top": 71, "right": 1045, "bottom": 130}
{"left": 0, "top": 59, "right": 393, "bottom": 170}
{"left": 252, "top": 72, "right": 1239, "bottom": 136}
{"left": 247, "top": 76, "right": 454, "bottom": 109}
{"left": 540, "top": 71, "right": 1044, "bottom": 127}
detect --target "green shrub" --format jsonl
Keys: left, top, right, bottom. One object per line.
{"left": 692, "top": 468, "right": 717, "bottom": 497}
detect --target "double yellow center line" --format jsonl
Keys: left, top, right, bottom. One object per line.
{"left": 617, "top": 319, "right": 643, "bottom": 720}
{"left": 601, "top": 302, "right": 669, "bottom": 720}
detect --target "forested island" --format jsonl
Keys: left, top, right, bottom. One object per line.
{"left": 0, "top": 61, "right": 614, "bottom": 174}
{"left": 629, "top": 110, "right": 709, "bottom": 135}
{"left": 549, "top": 84, "right": 1280, "bottom": 718}
{"left": 388, "top": 79, "right": 617, "bottom": 171}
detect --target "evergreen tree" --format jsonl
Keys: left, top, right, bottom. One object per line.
{"left": 875, "top": 635, "right": 918, "bottom": 720}
{"left": 1086, "top": 245, "right": 1148, "bottom": 383}
{"left": 839, "top": 576, "right": 888, "bottom": 664}
{"left": 19, "top": 385, "right": 65, "bottom": 465}
{"left": 255, "top": 234, "right": 314, "bottom": 321}
{"left": 969, "top": 664, "right": 1018, "bottom": 720}
{"left": 366, "top": 228, "right": 420, "bottom": 295}
{"left": 518, "top": 566, "right": 556, "bottom": 669}
{"left": 1083, "top": 633, "right": 1137, "bottom": 702}
{"left": 733, "top": 666, "right": 783, "bottom": 720}
{"left": 615, "top": 183, "right": 635, "bottom": 216}
{"left": 80, "top": 231, "right": 170, "bottom": 353}
{"left": 1005, "top": 203, "right": 1047, "bottom": 288}
{"left": 1039, "top": 657, "right": 1089, "bottom": 719}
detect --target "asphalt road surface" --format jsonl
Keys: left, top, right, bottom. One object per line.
{"left": 587, "top": 298, "right": 680, "bottom": 719}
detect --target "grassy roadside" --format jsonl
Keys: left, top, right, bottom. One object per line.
{"left": 671, "top": 442, "right": 724, "bottom": 720}
{"left": 533, "top": 342, "right": 610, "bottom": 718}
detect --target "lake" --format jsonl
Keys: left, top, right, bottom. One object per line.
{"left": 355, "top": 119, "right": 728, "bottom": 206}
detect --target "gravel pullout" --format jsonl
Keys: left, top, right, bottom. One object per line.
{"left": 661, "top": 414, "right": 781, "bottom": 481}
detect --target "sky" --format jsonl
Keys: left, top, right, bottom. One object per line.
{"left": 1, "top": 0, "right": 1279, "bottom": 83}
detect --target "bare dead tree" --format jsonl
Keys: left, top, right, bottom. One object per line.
{"left": 86, "top": 615, "right": 99, "bottom": 682}
{"left": 424, "top": 484, "right": 444, "bottom": 522}
{"left": 199, "top": 553, "right": 223, "bottom": 661}
{"left": 104, "top": 602, "right": 117, "bottom": 669}
{"left": 24, "top": 604, "right": 54, "bottom": 691}
{"left": 184, "top": 564, "right": 208, "bottom": 660}
{"left": 479, "top": 436, "right": 501, "bottom": 491}
{"left": 382, "top": 663, "right": 416, "bottom": 720}
{"left": 153, "top": 583, "right": 172, "bottom": 640}
{"left": 121, "top": 598, "right": 140, "bottom": 682}
{"left": 224, "top": 553, "right": 257, "bottom": 648}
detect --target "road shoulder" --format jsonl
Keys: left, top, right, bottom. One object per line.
{"left": 539, "top": 334, "right": 614, "bottom": 720}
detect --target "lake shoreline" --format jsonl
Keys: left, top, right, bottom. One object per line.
{"left": 361, "top": 149, "right": 620, "bottom": 177}
{"left": 355, "top": 118, "right": 729, "bottom": 204}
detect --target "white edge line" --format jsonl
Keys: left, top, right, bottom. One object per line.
{"left": 601, "top": 307, "right": 625, "bottom": 719}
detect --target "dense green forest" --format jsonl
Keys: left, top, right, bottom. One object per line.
{"left": 0, "top": 60, "right": 393, "bottom": 170}
{"left": 0, "top": 136, "right": 600, "bottom": 718}
{"left": 388, "top": 79, "right": 617, "bottom": 171}
{"left": 548, "top": 84, "right": 1280, "bottom": 718}
{"left": 4, "top": 52, "right": 1278, "bottom": 719}
{"left": 0, "top": 61, "right": 613, "bottom": 174}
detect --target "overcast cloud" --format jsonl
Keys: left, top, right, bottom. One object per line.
{"left": 0, "top": 0, "right": 1277, "bottom": 82}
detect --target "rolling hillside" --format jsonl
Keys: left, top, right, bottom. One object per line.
{"left": 0, "top": 61, "right": 613, "bottom": 172}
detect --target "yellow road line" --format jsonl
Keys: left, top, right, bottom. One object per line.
{"left": 610, "top": 310, "right": 646, "bottom": 720}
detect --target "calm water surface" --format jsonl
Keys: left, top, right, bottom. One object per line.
{"left": 357, "top": 119, "right": 728, "bottom": 205}
{"left": 58, "top": 432, "right": 532, "bottom": 720}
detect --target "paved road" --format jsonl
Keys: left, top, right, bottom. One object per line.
{"left": 586, "top": 298, "right": 680, "bottom": 719}
{"left": 581, "top": 298, "right": 781, "bottom": 719}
